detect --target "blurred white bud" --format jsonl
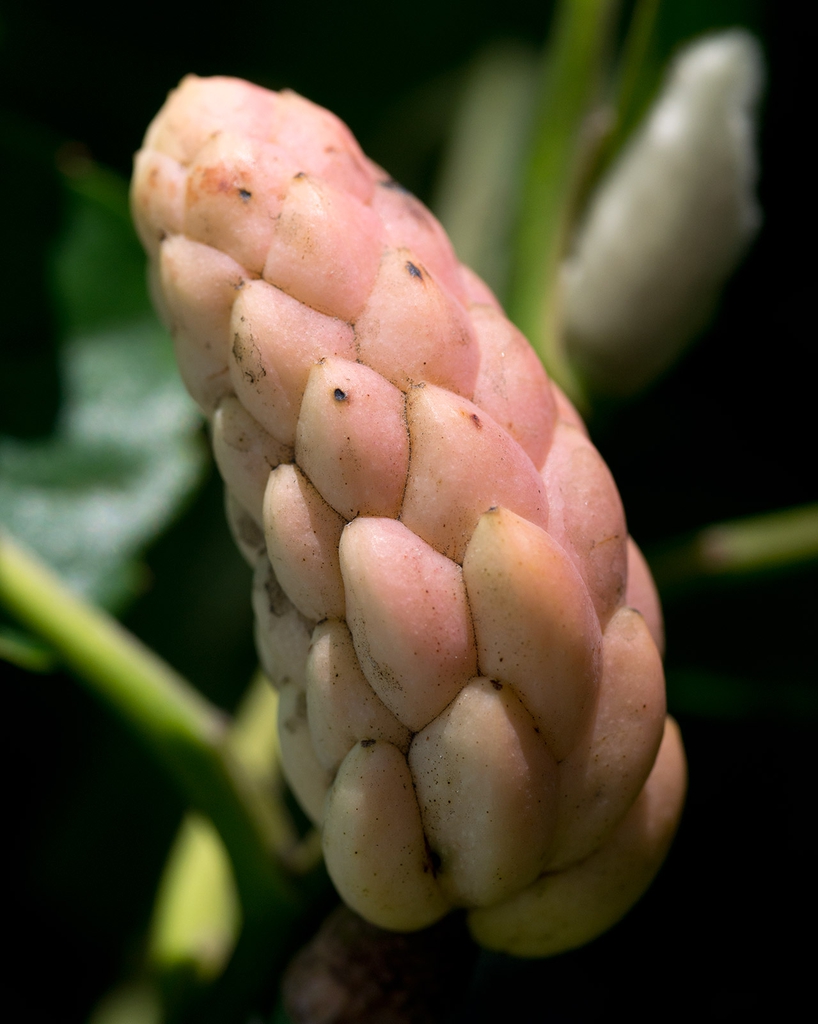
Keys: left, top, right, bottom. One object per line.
{"left": 562, "top": 30, "right": 764, "bottom": 395}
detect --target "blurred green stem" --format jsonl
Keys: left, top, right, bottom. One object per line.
{"left": 576, "top": 0, "right": 661, "bottom": 198}
{"left": 609, "top": 0, "right": 660, "bottom": 145}
{"left": 148, "top": 674, "right": 320, "bottom": 989}
{"left": 0, "top": 624, "right": 58, "bottom": 672}
{"left": 649, "top": 504, "right": 818, "bottom": 590}
{"left": 0, "top": 531, "right": 299, "bottom": 926}
{"left": 433, "top": 42, "right": 538, "bottom": 301}
{"left": 509, "top": 0, "right": 620, "bottom": 408}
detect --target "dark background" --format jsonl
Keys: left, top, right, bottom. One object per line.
{"left": 2, "top": 1, "right": 814, "bottom": 1020}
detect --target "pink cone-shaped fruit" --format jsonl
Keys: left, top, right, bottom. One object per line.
{"left": 132, "top": 75, "right": 685, "bottom": 954}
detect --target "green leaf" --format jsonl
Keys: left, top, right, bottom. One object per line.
{"left": 0, "top": 319, "right": 205, "bottom": 609}
{"left": 52, "top": 156, "right": 152, "bottom": 334}
{"left": 86, "top": 981, "right": 163, "bottom": 1024}
{"left": 0, "top": 158, "right": 206, "bottom": 610}
{"left": 270, "top": 999, "right": 296, "bottom": 1024}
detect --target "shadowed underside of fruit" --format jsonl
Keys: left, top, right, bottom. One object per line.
{"left": 131, "top": 74, "right": 686, "bottom": 957}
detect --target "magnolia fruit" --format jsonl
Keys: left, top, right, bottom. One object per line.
{"left": 132, "top": 75, "right": 686, "bottom": 957}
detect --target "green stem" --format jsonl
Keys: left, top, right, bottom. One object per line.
{"left": 0, "top": 624, "right": 58, "bottom": 672}
{"left": 649, "top": 504, "right": 818, "bottom": 590}
{"left": 509, "top": 0, "right": 620, "bottom": 408}
{"left": 433, "top": 42, "right": 539, "bottom": 301}
{"left": 611, "top": 0, "right": 661, "bottom": 142}
{"left": 578, "top": 0, "right": 661, "bottom": 198}
{"left": 0, "top": 531, "right": 298, "bottom": 923}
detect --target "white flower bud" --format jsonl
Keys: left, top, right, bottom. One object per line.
{"left": 563, "top": 30, "right": 763, "bottom": 395}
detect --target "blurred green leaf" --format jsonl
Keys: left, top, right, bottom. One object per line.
{"left": 53, "top": 155, "right": 152, "bottom": 333}
{"left": 0, "top": 159, "right": 206, "bottom": 610}
{"left": 270, "top": 1000, "right": 295, "bottom": 1024}
{"left": 87, "top": 981, "right": 163, "bottom": 1024}
{"left": 667, "top": 669, "right": 818, "bottom": 723}
{"left": 0, "top": 319, "right": 205, "bottom": 609}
